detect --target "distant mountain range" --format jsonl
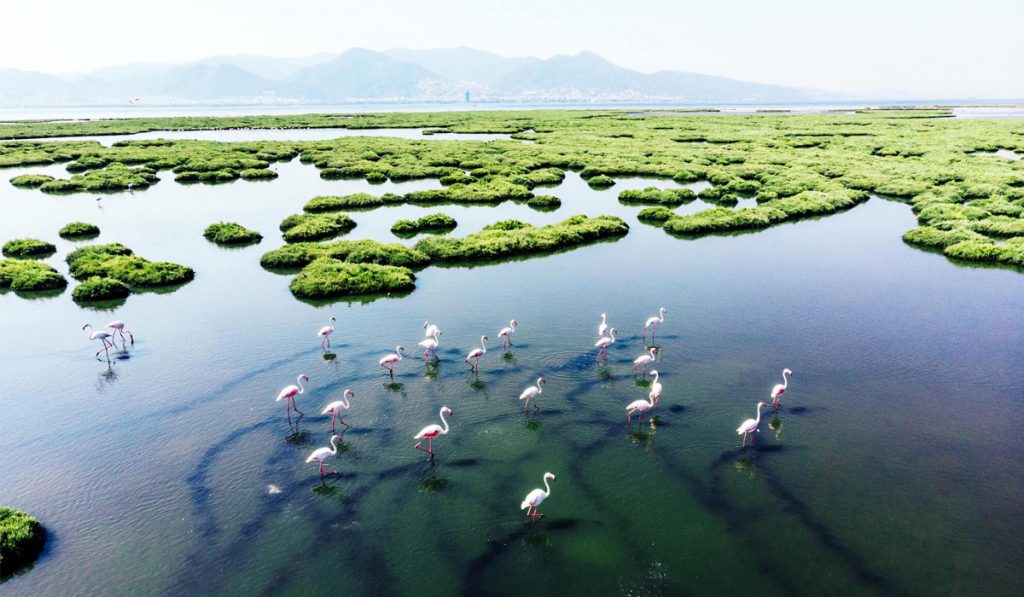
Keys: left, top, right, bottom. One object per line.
{"left": 0, "top": 47, "right": 829, "bottom": 106}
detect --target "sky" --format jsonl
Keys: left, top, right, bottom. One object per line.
{"left": 3, "top": 0, "right": 1022, "bottom": 98}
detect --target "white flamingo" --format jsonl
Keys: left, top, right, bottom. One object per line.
{"left": 465, "top": 336, "right": 488, "bottom": 371}
{"left": 276, "top": 374, "right": 309, "bottom": 418}
{"left": 498, "top": 319, "right": 518, "bottom": 349}
{"left": 633, "top": 347, "right": 657, "bottom": 377}
{"left": 423, "top": 321, "right": 441, "bottom": 338}
{"left": 306, "top": 434, "right": 343, "bottom": 476}
{"left": 594, "top": 328, "right": 617, "bottom": 361}
{"left": 521, "top": 472, "right": 556, "bottom": 519}
{"left": 519, "top": 377, "right": 546, "bottom": 410}
{"left": 414, "top": 406, "right": 452, "bottom": 457}
{"left": 598, "top": 312, "right": 609, "bottom": 337}
{"left": 321, "top": 389, "right": 354, "bottom": 432}
{"left": 317, "top": 316, "right": 336, "bottom": 349}
{"left": 379, "top": 345, "right": 405, "bottom": 377}
{"left": 649, "top": 370, "right": 663, "bottom": 406}
{"left": 737, "top": 402, "right": 769, "bottom": 447}
{"left": 771, "top": 368, "right": 793, "bottom": 410}
{"left": 105, "top": 320, "right": 134, "bottom": 349}
{"left": 418, "top": 329, "right": 441, "bottom": 359}
{"left": 626, "top": 390, "right": 656, "bottom": 425}
{"left": 643, "top": 307, "right": 667, "bottom": 341}
{"left": 82, "top": 324, "right": 115, "bottom": 361}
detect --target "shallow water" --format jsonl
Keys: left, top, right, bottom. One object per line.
{"left": 9, "top": 127, "right": 515, "bottom": 146}
{"left": 0, "top": 139, "right": 1022, "bottom": 595}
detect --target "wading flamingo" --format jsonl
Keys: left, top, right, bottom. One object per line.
{"left": 737, "top": 402, "right": 768, "bottom": 447}
{"left": 633, "top": 347, "right": 657, "bottom": 377}
{"left": 594, "top": 328, "right": 617, "bottom": 361}
{"left": 771, "top": 368, "right": 793, "bottom": 410}
{"left": 521, "top": 472, "right": 556, "bottom": 520}
{"left": 418, "top": 329, "right": 441, "bottom": 359}
{"left": 626, "top": 390, "right": 656, "bottom": 425}
{"left": 423, "top": 321, "right": 441, "bottom": 338}
{"left": 82, "top": 324, "right": 114, "bottom": 361}
{"left": 276, "top": 374, "right": 309, "bottom": 418}
{"left": 321, "top": 389, "right": 354, "bottom": 432}
{"left": 465, "top": 336, "right": 488, "bottom": 371}
{"left": 306, "top": 434, "right": 343, "bottom": 477}
{"left": 519, "top": 377, "right": 546, "bottom": 410}
{"left": 649, "top": 370, "right": 663, "bottom": 406}
{"left": 317, "top": 316, "right": 336, "bottom": 349}
{"left": 379, "top": 346, "right": 405, "bottom": 377}
{"left": 105, "top": 320, "right": 133, "bottom": 349}
{"left": 643, "top": 307, "right": 667, "bottom": 341}
{"left": 414, "top": 406, "right": 452, "bottom": 457}
{"left": 598, "top": 313, "right": 609, "bottom": 337}
{"left": 498, "top": 319, "right": 518, "bottom": 349}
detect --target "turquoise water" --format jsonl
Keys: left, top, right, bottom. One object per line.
{"left": 0, "top": 139, "right": 1022, "bottom": 595}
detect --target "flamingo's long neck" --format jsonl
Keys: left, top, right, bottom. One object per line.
{"left": 296, "top": 376, "right": 305, "bottom": 394}
{"left": 396, "top": 348, "right": 403, "bottom": 361}
{"left": 543, "top": 475, "right": 552, "bottom": 497}
{"left": 754, "top": 404, "right": 763, "bottom": 424}
{"left": 781, "top": 370, "right": 789, "bottom": 389}
{"left": 659, "top": 309, "right": 665, "bottom": 323}
{"left": 341, "top": 393, "right": 351, "bottom": 409}
{"left": 609, "top": 329, "right": 616, "bottom": 342}
{"left": 438, "top": 409, "right": 450, "bottom": 434}
{"left": 330, "top": 436, "right": 339, "bottom": 455}
{"left": 480, "top": 336, "right": 487, "bottom": 354}
{"left": 536, "top": 379, "right": 543, "bottom": 394}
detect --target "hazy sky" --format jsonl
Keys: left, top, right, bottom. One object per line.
{"left": 4, "top": 0, "right": 1022, "bottom": 98}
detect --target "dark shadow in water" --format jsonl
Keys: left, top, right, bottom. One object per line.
{"left": 667, "top": 404, "right": 686, "bottom": 413}
{"left": 296, "top": 288, "right": 415, "bottom": 308}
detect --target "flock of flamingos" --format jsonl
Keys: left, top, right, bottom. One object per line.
{"left": 82, "top": 308, "right": 793, "bottom": 520}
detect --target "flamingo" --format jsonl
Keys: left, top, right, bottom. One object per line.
{"left": 649, "top": 370, "right": 663, "bottom": 406}
{"left": 598, "top": 313, "right": 609, "bottom": 337}
{"left": 737, "top": 402, "right": 769, "bottom": 447}
{"left": 321, "top": 389, "right": 354, "bottom": 432}
{"left": 414, "top": 406, "right": 452, "bottom": 457}
{"left": 521, "top": 472, "right": 556, "bottom": 520}
{"left": 771, "top": 368, "right": 793, "bottom": 410}
{"left": 276, "top": 374, "right": 309, "bottom": 418}
{"left": 643, "top": 307, "right": 667, "bottom": 341}
{"left": 633, "top": 347, "right": 657, "bottom": 377}
{"left": 82, "top": 324, "right": 114, "bottom": 361}
{"left": 317, "top": 316, "right": 336, "bottom": 349}
{"left": 626, "top": 390, "right": 656, "bottom": 424}
{"left": 519, "top": 377, "right": 546, "bottom": 410}
{"left": 465, "top": 336, "right": 488, "bottom": 371}
{"left": 418, "top": 329, "right": 441, "bottom": 359}
{"left": 379, "top": 345, "right": 405, "bottom": 377}
{"left": 306, "top": 434, "right": 343, "bottom": 477}
{"left": 498, "top": 319, "right": 518, "bottom": 349}
{"left": 105, "top": 320, "right": 133, "bottom": 349}
{"left": 423, "top": 321, "right": 441, "bottom": 338}
{"left": 594, "top": 327, "right": 617, "bottom": 361}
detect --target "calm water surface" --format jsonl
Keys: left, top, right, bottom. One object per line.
{"left": 0, "top": 137, "right": 1022, "bottom": 595}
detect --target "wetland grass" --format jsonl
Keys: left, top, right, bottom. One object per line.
{"left": 289, "top": 259, "right": 416, "bottom": 299}
{"left": 0, "top": 259, "right": 67, "bottom": 292}
{"left": 280, "top": 213, "right": 357, "bottom": 243}
{"left": 66, "top": 243, "right": 194, "bottom": 290}
{"left": 2, "top": 238, "right": 56, "bottom": 258}
{"left": 203, "top": 222, "right": 263, "bottom": 245}
{"left": 0, "top": 508, "right": 45, "bottom": 576}
{"left": 390, "top": 213, "right": 457, "bottom": 236}
{"left": 58, "top": 222, "right": 100, "bottom": 240}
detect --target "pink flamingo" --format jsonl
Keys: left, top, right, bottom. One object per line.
{"left": 649, "top": 370, "right": 662, "bottom": 406}
{"left": 643, "top": 307, "right": 667, "bottom": 341}
{"left": 598, "top": 312, "right": 610, "bottom": 338}
{"left": 424, "top": 321, "right": 441, "bottom": 338}
{"left": 498, "top": 319, "right": 518, "bottom": 349}
{"left": 626, "top": 390, "right": 656, "bottom": 424}
{"left": 379, "top": 345, "right": 405, "bottom": 377}
{"left": 465, "top": 336, "right": 488, "bottom": 371}
{"left": 321, "top": 389, "right": 354, "bottom": 432}
{"left": 306, "top": 434, "right": 343, "bottom": 477}
{"left": 521, "top": 472, "right": 556, "bottom": 519}
{"left": 633, "top": 347, "right": 657, "bottom": 377}
{"left": 317, "top": 316, "right": 336, "bottom": 349}
{"left": 594, "top": 327, "right": 617, "bottom": 361}
{"left": 414, "top": 406, "right": 452, "bottom": 457}
{"left": 82, "top": 324, "right": 114, "bottom": 361}
{"left": 771, "top": 368, "right": 793, "bottom": 410}
{"left": 105, "top": 320, "right": 134, "bottom": 349}
{"left": 418, "top": 329, "right": 441, "bottom": 359}
{"left": 737, "top": 402, "right": 768, "bottom": 447}
{"left": 276, "top": 374, "right": 308, "bottom": 418}
{"left": 519, "top": 377, "right": 546, "bottom": 410}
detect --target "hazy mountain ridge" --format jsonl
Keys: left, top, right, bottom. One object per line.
{"left": 0, "top": 47, "right": 823, "bottom": 106}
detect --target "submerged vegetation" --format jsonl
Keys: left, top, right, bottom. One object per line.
{"left": 0, "top": 507, "right": 45, "bottom": 574}
{"left": 0, "top": 259, "right": 67, "bottom": 292}
{"left": 58, "top": 222, "right": 100, "bottom": 239}
{"left": 65, "top": 243, "right": 193, "bottom": 301}
{"left": 203, "top": 222, "right": 262, "bottom": 245}
{"left": 391, "top": 213, "right": 457, "bottom": 236}
{"left": 2, "top": 238, "right": 56, "bottom": 258}
{"left": 1, "top": 108, "right": 1022, "bottom": 271}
